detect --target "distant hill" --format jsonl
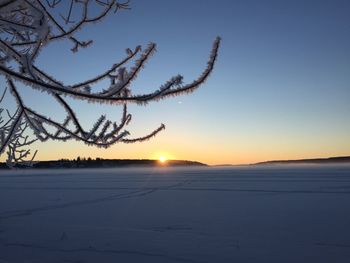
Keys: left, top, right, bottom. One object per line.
{"left": 0, "top": 158, "right": 207, "bottom": 169}
{"left": 253, "top": 156, "right": 350, "bottom": 166}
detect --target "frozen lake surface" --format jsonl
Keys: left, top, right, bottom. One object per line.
{"left": 1, "top": 166, "right": 350, "bottom": 263}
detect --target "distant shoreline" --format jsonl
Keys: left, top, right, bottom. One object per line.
{"left": 252, "top": 156, "right": 350, "bottom": 166}
{"left": 2, "top": 156, "right": 350, "bottom": 169}
{"left": 210, "top": 156, "right": 350, "bottom": 167}
{"left": 0, "top": 159, "right": 207, "bottom": 169}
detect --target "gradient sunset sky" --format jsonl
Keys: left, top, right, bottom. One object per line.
{"left": 2, "top": 0, "right": 350, "bottom": 165}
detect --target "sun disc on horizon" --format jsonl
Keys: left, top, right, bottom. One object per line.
{"left": 159, "top": 156, "right": 167, "bottom": 163}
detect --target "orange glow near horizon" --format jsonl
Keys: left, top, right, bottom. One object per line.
{"left": 2, "top": 134, "right": 350, "bottom": 166}
{"left": 2, "top": 147, "right": 350, "bottom": 166}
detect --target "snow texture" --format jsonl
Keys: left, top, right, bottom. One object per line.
{"left": 1, "top": 165, "right": 350, "bottom": 262}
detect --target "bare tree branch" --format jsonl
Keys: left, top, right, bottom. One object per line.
{"left": 0, "top": 0, "right": 221, "bottom": 167}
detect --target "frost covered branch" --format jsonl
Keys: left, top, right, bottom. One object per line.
{"left": 0, "top": 88, "right": 37, "bottom": 167}
{"left": 0, "top": 0, "right": 221, "bottom": 165}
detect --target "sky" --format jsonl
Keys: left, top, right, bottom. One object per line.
{"left": 2, "top": 0, "right": 350, "bottom": 165}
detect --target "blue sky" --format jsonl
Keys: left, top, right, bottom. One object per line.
{"left": 2, "top": 0, "right": 350, "bottom": 164}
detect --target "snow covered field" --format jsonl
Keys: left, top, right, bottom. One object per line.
{"left": 1, "top": 166, "right": 350, "bottom": 263}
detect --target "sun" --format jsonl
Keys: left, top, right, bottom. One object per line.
{"left": 159, "top": 156, "right": 167, "bottom": 163}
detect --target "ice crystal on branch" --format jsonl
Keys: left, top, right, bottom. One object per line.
{"left": 0, "top": 0, "right": 221, "bottom": 166}
{"left": 0, "top": 88, "right": 37, "bottom": 168}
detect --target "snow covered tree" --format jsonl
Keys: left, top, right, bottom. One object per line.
{"left": 0, "top": 0, "right": 221, "bottom": 165}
